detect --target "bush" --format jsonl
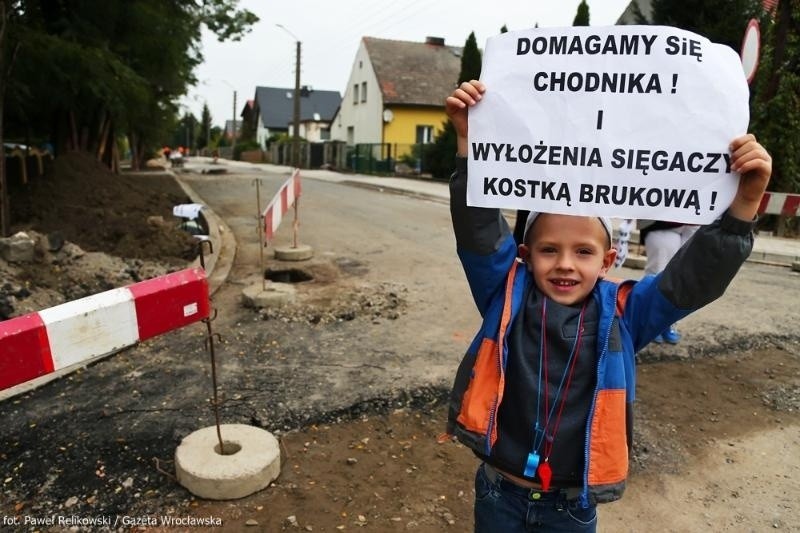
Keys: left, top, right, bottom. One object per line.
{"left": 425, "top": 121, "right": 457, "bottom": 180}
{"left": 233, "top": 140, "right": 261, "bottom": 160}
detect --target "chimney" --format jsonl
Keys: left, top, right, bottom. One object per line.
{"left": 425, "top": 36, "right": 445, "bottom": 46}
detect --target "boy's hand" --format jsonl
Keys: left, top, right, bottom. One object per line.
{"left": 728, "top": 134, "right": 772, "bottom": 222}
{"left": 445, "top": 80, "right": 485, "bottom": 156}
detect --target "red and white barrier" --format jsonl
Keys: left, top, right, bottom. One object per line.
{"left": 758, "top": 192, "right": 800, "bottom": 217}
{"left": 0, "top": 267, "right": 210, "bottom": 392}
{"left": 262, "top": 169, "right": 301, "bottom": 245}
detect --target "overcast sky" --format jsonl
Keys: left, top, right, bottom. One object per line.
{"left": 181, "top": 0, "right": 634, "bottom": 126}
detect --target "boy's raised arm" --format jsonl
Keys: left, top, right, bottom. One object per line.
{"left": 445, "top": 80, "right": 485, "bottom": 157}
{"left": 447, "top": 80, "right": 508, "bottom": 257}
{"left": 640, "top": 134, "right": 771, "bottom": 314}
{"left": 446, "top": 81, "right": 517, "bottom": 315}
{"left": 728, "top": 133, "right": 773, "bottom": 221}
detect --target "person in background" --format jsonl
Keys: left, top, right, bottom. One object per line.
{"left": 613, "top": 218, "right": 635, "bottom": 269}
{"left": 638, "top": 221, "right": 699, "bottom": 344}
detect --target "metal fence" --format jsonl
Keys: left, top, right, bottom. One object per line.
{"left": 267, "top": 141, "right": 348, "bottom": 170}
{"left": 216, "top": 140, "right": 431, "bottom": 176}
{"left": 347, "top": 143, "right": 432, "bottom": 176}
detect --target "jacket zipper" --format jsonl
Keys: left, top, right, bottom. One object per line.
{"left": 484, "top": 262, "right": 519, "bottom": 455}
{"left": 485, "top": 296, "right": 508, "bottom": 455}
{"left": 581, "top": 283, "right": 618, "bottom": 508}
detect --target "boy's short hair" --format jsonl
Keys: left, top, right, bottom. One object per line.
{"left": 523, "top": 211, "right": 613, "bottom": 249}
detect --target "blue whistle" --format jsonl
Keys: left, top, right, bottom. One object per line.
{"left": 523, "top": 452, "right": 540, "bottom": 478}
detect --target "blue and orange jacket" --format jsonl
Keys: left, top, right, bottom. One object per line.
{"left": 447, "top": 157, "right": 755, "bottom": 505}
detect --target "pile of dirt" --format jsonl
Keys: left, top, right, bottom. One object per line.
{"left": 0, "top": 231, "right": 175, "bottom": 319}
{"left": 2, "top": 152, "right": 198, "bottom": 319}
{"left": 10, "top": 152, "right": 197, "bottom": 261}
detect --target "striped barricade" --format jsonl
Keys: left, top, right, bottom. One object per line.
{"left": 262, "top": 169, "right": 301, "bottom": 245}
{"left": 0, "top": 267, "right": 210, "bottom": 392}
{"left": 758, "top": 192, "right": 800, "bottom": 217}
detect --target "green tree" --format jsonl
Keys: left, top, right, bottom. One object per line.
{"left": 644, "top": 0, "right": 764, "bottom": 49}
{"left": 642, "top": 0, "right": 798, "bottom": 231}
{"left": 171, "top": 112, "right": 198, "bottom": 151}
{"left": 212, "top": 126, "right": 227, "bottom": 148}
{"left": 0, "top": 0, "right": 21, "bottom": 236}
{"left": 750, "top": 0, "right": 800, "bottom": 230}
{"left": 0, "top": 0, "right": 258, "bottom": 235}
{"left": 459, "top": 32, "right": 482, "bottom": 84}
{"left": 198, "top": 103, "right": 212, "bottom": 151}
{"left": 427, "top": 31, "right": 484, "bottom": 180}
{"left": 239, "top": 107, "right": 256, "bottom": 143}
{"left": 573, "top": 0, "right": 590, "bottom": 26}
{"left": 1, "top": 0, "right": 257, "bottom": 176}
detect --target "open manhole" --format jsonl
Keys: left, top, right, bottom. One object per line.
{"left": 264, "top": 268, "right": 313, "bottom": 284}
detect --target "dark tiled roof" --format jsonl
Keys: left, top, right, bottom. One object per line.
{"left": 254, "top": 86, "right": 341, "bottom": 129}
{"left": 363, "top": 37, "right": 463, "bottom": 107}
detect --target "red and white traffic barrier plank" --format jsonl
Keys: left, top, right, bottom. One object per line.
{"left": 262, "top": 169, "right": 301, "bottom": 244}
{"left": 0, "top": 267, "right": 210, "bottom": 392}
{"left": 758, "top": 192, "right": 800, "bottom": 217}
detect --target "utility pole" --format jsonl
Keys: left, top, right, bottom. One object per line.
{"left": 221, "top": 81, "right": 237, "bottom": 159}
{"left": 292, "top": 41, "right": 301, "bottom": 168}
{"left": 232, "top": 90, "right": 238, "bottom": 158}
{"left": 277, "top": 24, "right": 302, "bottom": 168}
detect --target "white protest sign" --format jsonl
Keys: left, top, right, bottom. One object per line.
{"left": 467, "top": 25, "right": 749, "bottom": 224}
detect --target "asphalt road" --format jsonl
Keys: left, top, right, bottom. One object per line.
{"left": 177, "top": 167, "right": 480, "bottom": 428}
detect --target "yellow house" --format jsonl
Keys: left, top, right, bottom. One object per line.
{"left": 331, "top": 36, "right": 462, "bottom": 172}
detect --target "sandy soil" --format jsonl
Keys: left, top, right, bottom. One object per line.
{"left": 177, "top": 345, "right": 800, "bottom": 533}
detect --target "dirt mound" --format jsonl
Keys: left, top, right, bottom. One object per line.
{"left": 0, "top": 231, "right": 175, "bottom": 319}
{"left": 11, "top": 151, "right": 197, "bottom": 261}
{"left": 2, "top": 152, "right": 198, "bottom": 319}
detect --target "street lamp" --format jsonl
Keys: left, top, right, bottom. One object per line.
{"left": 276, "top": 23, "right": 301, "bottom": 168}
{"left": 222, "top": 80, "right": 238, "bottom": 158}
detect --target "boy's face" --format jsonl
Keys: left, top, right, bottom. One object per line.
{"left": 518, "top": 214, "right": 617, "bottom": 306}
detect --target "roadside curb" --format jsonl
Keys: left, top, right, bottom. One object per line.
{"left": 174, "top": 174, "right": 237, "bottom": 295}
{"left": 340, "top": 179, "right": 448, "bottom": 206}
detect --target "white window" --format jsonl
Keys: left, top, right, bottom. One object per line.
{"left": 353, "top": 84, "right": 359, "bottom": 104}
{"left": 416, "top": 125, "right": 434, "bottom": 144}
{"left": 361, "top": 82, "right": 367, "bottom": 103}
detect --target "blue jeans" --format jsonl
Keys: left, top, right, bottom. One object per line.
{"left": 474, "top": 463, "right": 597, "bottom": 533}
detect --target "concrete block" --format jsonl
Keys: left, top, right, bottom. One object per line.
{"left": 241, "top": 282, "right": 296, "bottom": 308}
{"left": 0, "top": 232, "right": 35, "bottom": 263}
{"left": 624, "top": 253, "right": 647, "bottom": 270}
{"left": 274, "top": 244, "right": 314, "bottom": 262}
{"left": 175, "top": 424, "right": 280, "bottom": 500}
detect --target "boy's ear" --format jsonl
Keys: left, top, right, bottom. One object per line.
{"left": 518, "top": 243, "right": 529, "bottom": 261}
{"left": 599, "top": 247, "right": 617, "bottom": 278}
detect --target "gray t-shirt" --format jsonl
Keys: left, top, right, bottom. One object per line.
{"left": 486, "top": 286, "right": 599, "bottom": 487}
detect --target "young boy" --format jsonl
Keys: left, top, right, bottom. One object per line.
{"left": 445, "top": 80, "right": 772, "bottom": 532}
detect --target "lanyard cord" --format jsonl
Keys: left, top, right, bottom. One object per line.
{"left": 531, "top": 297, "right": 587, "bottom": 458}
